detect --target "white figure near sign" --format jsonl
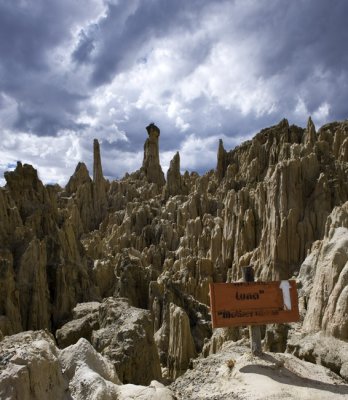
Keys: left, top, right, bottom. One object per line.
{"left": 279, "top": 280, "right": 292, "bottom": 310}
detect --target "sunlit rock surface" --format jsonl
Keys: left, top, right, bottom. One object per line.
{"left": 1, "top": 119, "right": 348, "bottom": 396}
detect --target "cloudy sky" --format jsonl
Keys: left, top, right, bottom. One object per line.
{"left": 1, "top": 0, "right": 348, "bottom": 186}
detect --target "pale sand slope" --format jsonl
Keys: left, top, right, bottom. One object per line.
{"left": 170, "top": 341, "right": 348, "bottom": 400}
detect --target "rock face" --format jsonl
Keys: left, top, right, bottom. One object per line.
{"left": 287, "top": 332, "right": 348, "bottom": 382}
{"left": 91, "top": 297, "right": 162, "bottom": 385}
{"left": 142, "top": 123, "right": 165, "bottom": 187}
{"left": 0, "top": 250, "right": 22, "bottom": 335}
{"left": 65, "top": 139, "right": 107, "bottom": 232}
{"left": 55, "top": 302, "right": 100, "bottom": 348}
{"left": 57, "top": 298, "right": 163, "bottom": 384}
{"left": 219, "top": 118, "right": 348, "bottom": 280}
{"left": 0, "top": 330, "right": 68, "bottom": 400}
{"left": 165, "top": 151, "right": 187, "bottom": 198}
{"left": 59, "top": 337, "right": 121, "bottom": 398}
{"left": 60, "top": 338, "right": 174, "bottom": 399}
{"left": 0, "top": 162, "right": 97, "bottom": 334}
{"left": 65, "top": 162, "right": 94, "bottom": 233}
{"left": 0, "top": 330, "right": 175, "bottom": 400}
{"left": 2, "top": 118, "right": 348, "bottom": 394}
{"left": 167, "top": 303, "right": 197, "bottom": 379}
{"left": 299, "top": 202, "right": 348, "bottom": 340}
{"left": 65, "top": 162, "right": 91, "bottom": 195}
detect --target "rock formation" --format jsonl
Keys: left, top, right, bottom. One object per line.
{"left": 167, "top": 303, "right": 197, "bottom": 379}
{"left": 56, "top": 301, "right": 100, "bottom": 348}
{"left": 216, "top": 138, "right": 227, "bottom": 182}
{"left": 64, "top": 139, "right": 107, "bottom": 232}
{"left": 298, "top": 201, "right": 348, "bottom": 340}
{"left": 0, "top": 330, "right": 175, "bottom": 400}
{"left": 93, "top": 138, "right": 107, "bottom": 227}
{"left": 90, "top": 297, "right": 162, "bottom": 385}
{"left": 0, "top": 330, "right": 69, "bottom": 400}
{"left": 219, "top": 118, "right": 348, "bottom": 280}
{"left": 164, "top": 151, "right": 187, "bottom": 198}
{"left": 0, "top": 162, "right": 97, "bottom": 334}
{"left": 1, "top": 118, "right": 348, "bottom": 396}
{"left": 142, "top": 123, "right": 165, "bottom": 187}
{"left": 287, "top": 332, "right": 348, "bottom": 381}
{"left": 65, "top": 162, "right": 91, "bottom": 195}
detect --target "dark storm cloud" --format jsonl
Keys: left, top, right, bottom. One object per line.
{"left": 0, "top": 1, "right": 61, "bottom": 72}
{"left": 245, "top": 0, "right": 348, "bottom": 117}
{"left": 263, "top": 1, "right": 348, "bottom": 75}
{"left": 0, "top": 0, "right": 99, "bottom": 136}
{"left": 72, "top": 28, "right": 97, "bottom": 64}
{"left": 79, "top": 0, "right": 348, "bottom": 147}
{"left": 73, "top": 0, "right": 216, "bottom": 86}
{"left": 14, "top": 105, "right": 88, "bottom": 136}
{"left": 4, "top": 75, "right": 89, "bottom": 135}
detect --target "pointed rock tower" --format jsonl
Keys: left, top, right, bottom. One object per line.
{"left": 142, "top": 123, "right": 165, "bottom": 187}
{"left": 93, "top": 139, "right": 107, "bottom": 227}
{"left": 303, "top": 116, "right": 317, "bottom": 146}
{"left": 93, "top": 139, "right": 104, "bottom": 184}
{"left": 165, "top": 151, "right": 187, "bottom": 198}
{"left": 216, "top": 139, "right": 227, "bottom": 182}
{"left": 65, "top": 162, "right": 91, "bottom": 195}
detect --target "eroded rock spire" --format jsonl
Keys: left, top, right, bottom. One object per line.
{"left": 165, "top": 151, "right": 187, "bottom": 197}
{"left": 142, "top": 123, "right": 165, "bottom": 187}
{"left": 216, "top": 139, "right": 227, "bottom": 182}
{"left": 93, "top": 139, "right": 107, "bottom": 227}
{"left": 303, "top": 116, "right": 316, "bottom": 145}
{"left": 93, "top": 139, "right": 104, "bottom": 184}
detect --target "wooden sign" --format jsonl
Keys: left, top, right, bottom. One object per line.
{"left": 209, "top": 280, "right": 300, "bottom": 328}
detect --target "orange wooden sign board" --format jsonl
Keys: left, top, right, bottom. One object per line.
{"left": 209, "top": 280, "right": 300, "bottom": 328}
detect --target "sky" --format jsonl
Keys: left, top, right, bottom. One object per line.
{"left": 0, "top": 0, "right": 348, "bottom": 186}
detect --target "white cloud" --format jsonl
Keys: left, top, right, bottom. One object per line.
{"left": 102, "top": 148, "right": 143, "bottom": 181}
{"left": 294, "top": 97, "right": 331, "bottom": 128}
{"left": 294, "top": 97, "right": 309, "bottom": 120}
{"left": 0, "top": 0, "right": 346, "bottom": 186}
{"left": 0, "top": 130, "right": 84, "bottom": 186}
{"left": 178, "top": 41, "right": 277, "bottom": 117}
{"left": 176, "top": 133, "right": 247, "bottom": 174}
{"left": 313, "top": 102, "right": 330, "bottom": 125}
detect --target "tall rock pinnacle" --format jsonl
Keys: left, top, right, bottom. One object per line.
{"left": 216, "top": 139, "right": 227, "bottom": 182}
{"left": 93, "top": 139, "right": 107, "bottom": 227}
{"left": 303, "top": 116, "right": 317, "bottom": 145}
{"left": 165, "top": 151, "right": 187, "bottom": 198}
{"left": 142, "top": 123, "right": 165, "bottom": 187}
{"left": 93, "top": 139, "right": 104, "bottom": 184}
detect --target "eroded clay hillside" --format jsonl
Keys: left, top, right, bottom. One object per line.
{"left": 1, "top": 119, "right": 348, "bottom": 397}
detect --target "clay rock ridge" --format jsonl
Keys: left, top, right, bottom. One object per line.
{"left": 0, "top": 162, "right": 98, "bottom": 335}
{"left": 1, "top": 118, "right": 348, "bottom": 386}
{"left": 0, "top": 330, "right": 174, "bottom": 400}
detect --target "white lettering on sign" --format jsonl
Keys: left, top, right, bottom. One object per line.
{"left": 279, "top": 280, "right": 292, "bottom": 310}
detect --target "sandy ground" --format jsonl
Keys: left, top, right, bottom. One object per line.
{"left": 170, "top": 342, "right": 348, "bottom": 399}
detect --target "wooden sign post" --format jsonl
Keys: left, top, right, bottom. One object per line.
{"left": 209, "top": 268, "right": 300, "bottom": 355}
{"left": 243, "top": 265, "right": 262, "bottom": 356}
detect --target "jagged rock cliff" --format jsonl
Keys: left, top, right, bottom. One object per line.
{"left": 1, "top": 118, "right": 348, "bottom": 391}
{"left": 298, "top": 201, "right": 348, "bottom": 339}
{"left": 0, "top": 162, "right": 97, "bottom": 335}
{"left": 219, "top": 118, "right": 348, "bottom": 280}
